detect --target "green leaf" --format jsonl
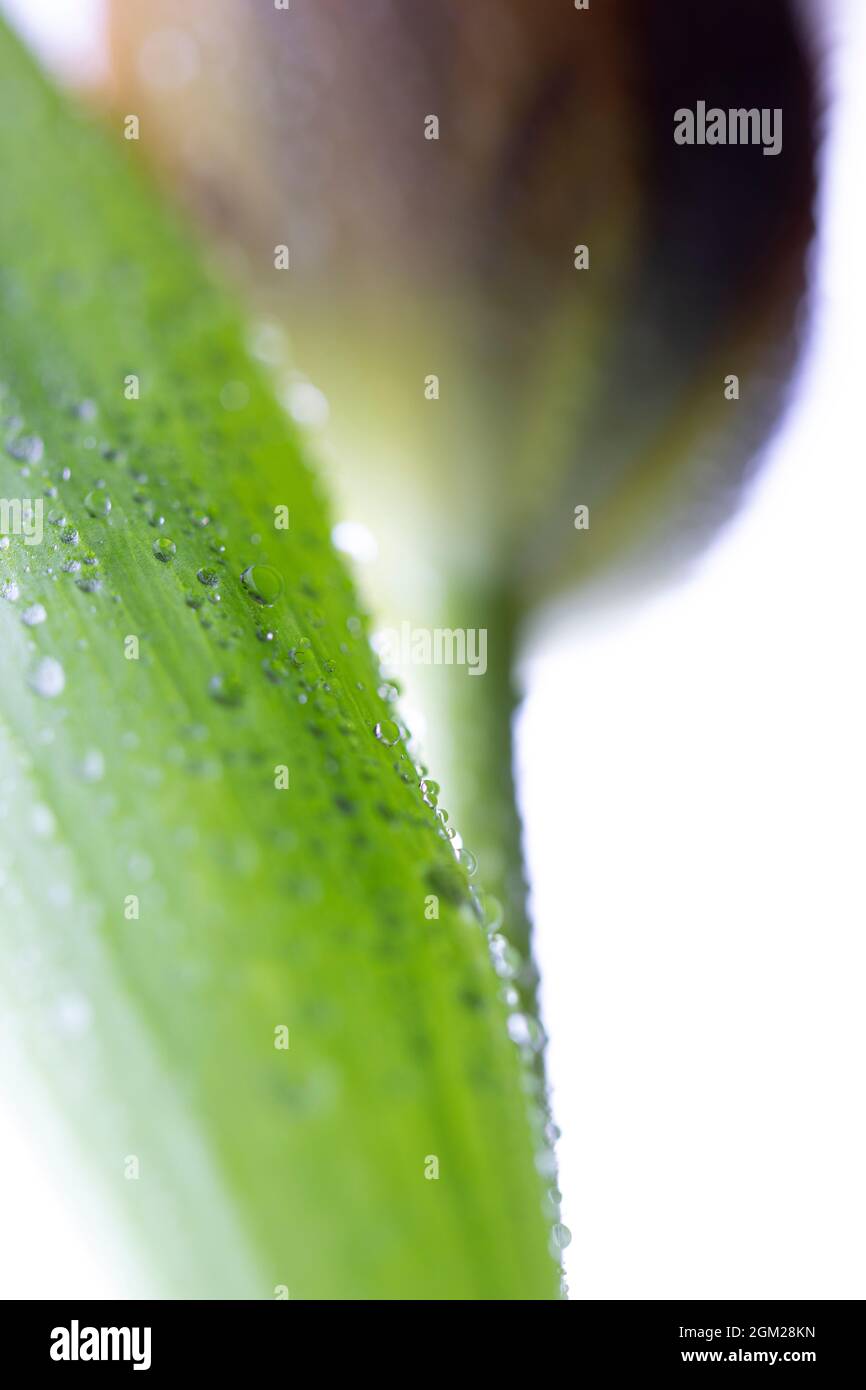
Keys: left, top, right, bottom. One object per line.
{"left": 0, "top": 22, "right": 559, "bottom": 1300}
{"left": 104, "top": 3, "right": 816, "bottom": 1025}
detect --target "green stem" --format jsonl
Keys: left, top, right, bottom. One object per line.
{"left": 439, "top": 585, "right": 544, "bottom": 1049}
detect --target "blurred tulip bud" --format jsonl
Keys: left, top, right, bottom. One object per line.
{"left": 107, "top": 0, "right": 816, "bottom": 617}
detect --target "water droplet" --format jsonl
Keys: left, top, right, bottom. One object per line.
{"left": 247, "top": 319, "right": 286, "bottom": 365}
{"left": 47, "top": 507, "right": 66, "bottom": 527}
{"left": 507, "top": 1012, "right": 545, "bottom": 1050}
{"left": 456, "top": 847, "right": 478, "bottom": 876}
{"left": 240, "top": 563, "right": 283, "bottom": 607}
{"left": 128, "top": 852, "right": 153, "bottom": 881}
{"left": 262, "top": 656, "right": 291, "bottom": 684}
{"left": 62, "top": 558, "right": 81, "bottom": 574}
{"left": 474, "top": 891, "right": 503, "bottom": 932}
{"left": 535, "top": 1149, "right": 558, "bottom": 1180}
{"left": 152, "top": 537, "right": 176, "bottom": 562}
{"left": 489, "top": 933, "right": 521, "bottom": 980}
{"left": 28, "top": 656, "right": 65, "bottom": 698}
{"left": 208, "top": 673, "right": 243, "bottom": 707}
{"left": 31, "top": 803, "right": 55, "bottom": 837}
{"left": 56, "top": 992, "right": 92, "bottom": 1037}
{"left": 507, "top": 1013, "right": 531, "bottom": 1046}
{"left": 283, "top": 377, "right": 330, "bottom": 428}
{"left": 60, "top": 526, "right": 79, "bottom": 545}
{"left": 6, "top": 435, "right": 43, "bottom": 463}
{"left": 551, "top": 1223, "right": 572, "bottom": 1250}
{"left": 1, "top": 579, "right": 20, "bottom": 601}
{"left": 74, "top": 399, "right": 98, "bottom": 421}
{"left": 374, "top": 719, "right": 401, "bottom": 747}
{"left": 197, "top": 567, "right": 219, "bottom": 587}
{"left": 420, "top": 779, "right": 440, "bottom": 807}
{"left": 79, "top": 748, "right": 105, "bottom": 782}
{"left": 21, "top": 602, "right": 47, "bottom": 627}
{"left": 84, "top": 487, "right": 111, "bottom": 518}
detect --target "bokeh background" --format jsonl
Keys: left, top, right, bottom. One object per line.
{"left": 0, "top": 0, "right": 863, "bottom": 1298}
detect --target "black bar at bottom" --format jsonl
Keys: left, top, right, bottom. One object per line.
{"left": 1, "top": 1298, "right": 861, "bottom": 1375}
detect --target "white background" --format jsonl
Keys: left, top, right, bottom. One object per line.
{"left": 0, "top": 0, "right": 863, "bottom": 1299}
{"left": 523, "top": 0, "right": 866, "bottom": 1296}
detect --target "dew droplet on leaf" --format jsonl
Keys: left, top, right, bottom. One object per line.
{"left": 152, "top": 537, "right": 176, "bottom": 562}
{"left": 28, "top": 656, "right": 65, "bottom": 698}
{"left": 240, "top": 563, "right": 283, "bottom": 607}
{"left": 84, "top": 487, "right": 111, "bottom": 518}
{"left": 208, "top": 673, "right": 243, "bottom": 707}
{"left": 374, "top": 719, "right": 401, "bottom": 747}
